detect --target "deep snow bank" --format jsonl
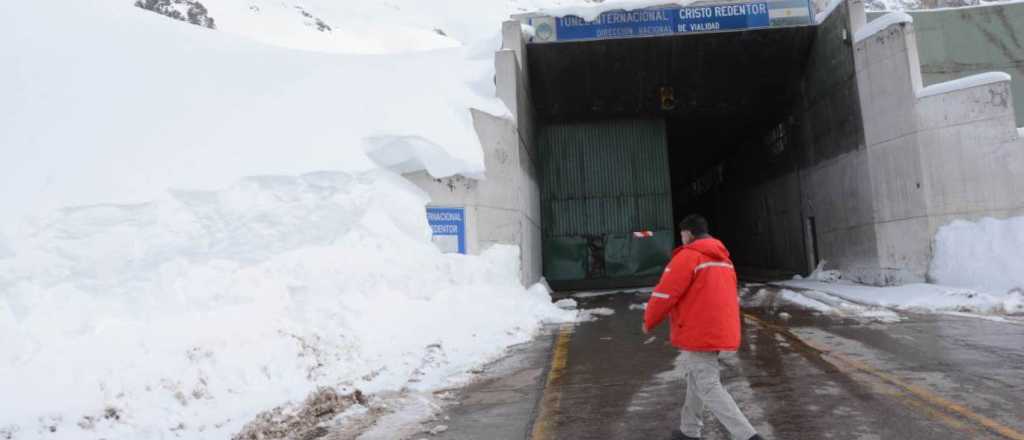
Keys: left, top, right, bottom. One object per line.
{"left": 1, "top": 0, "right": 597, "bottom": 437}
{"left": 930, "top": 216, "right": 1024, "bottom": 295}
{"left": 769, "top": 216, "right": 1024, "bottom": 318}
{"left": 0, "top": 0, "right": 505, "bottom": 238}
{"left": 0, "top": 171, "right": 575, "bottom": 439}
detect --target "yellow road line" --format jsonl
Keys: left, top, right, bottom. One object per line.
{"left": 530, "top": 323, "right": 574, "bottom": 440}
{"left": 743, "top": 313, "right": 1024, "bottom": 440}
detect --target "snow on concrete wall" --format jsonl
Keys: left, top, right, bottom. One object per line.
{"left": 852, "top": 3, "right": 1024, "bottom": 283}
{"left": 405, "top": 25, "right": 543, "bottom": 286}
{"left": 931, "top": 216, "right": 1024, "bottom": 293}
{"left": 869, "top": 1, "right": 1024, "bottom": 127}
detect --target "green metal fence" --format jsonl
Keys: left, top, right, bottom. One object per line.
{"left": 539, "top": 119, "right": 675, "bottom": 288}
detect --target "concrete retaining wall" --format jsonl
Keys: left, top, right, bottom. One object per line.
{"left": 405, "top": 22, "right": 543, "bottom": 287}
{"left": 852, "top": 0, "right": 1024, "bottom": 283}
{"left": 869, "top": 2, "right": 1024, "bottom": 128}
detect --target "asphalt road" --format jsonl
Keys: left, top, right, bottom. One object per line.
{"left": 425, "top": 286, "right": 1024, "bottom": 440}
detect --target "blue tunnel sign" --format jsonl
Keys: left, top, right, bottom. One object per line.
{"left": 527, "top": 0, "right": 810, "bottom": 43}
{"left": 426, "top": 207, "right": 466, "bottom": 254}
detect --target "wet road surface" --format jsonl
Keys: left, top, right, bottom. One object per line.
{"left": 424, "top": 286, "right": 1024, "bottom": 440}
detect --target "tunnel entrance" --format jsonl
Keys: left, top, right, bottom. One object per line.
{"left": 528, "top": 19, "right": 848, "bottom": 291}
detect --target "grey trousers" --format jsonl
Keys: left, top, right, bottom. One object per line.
{"left": 679, "top": 350, "right": 757, "bottom": 440}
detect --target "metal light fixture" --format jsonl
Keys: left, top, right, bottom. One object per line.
{"left": 658, "top": 85, "right": 677, "bottom": 111}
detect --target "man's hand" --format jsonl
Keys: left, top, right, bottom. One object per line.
{"left": 641, "top": 322, "right": 650, "bottom": 335}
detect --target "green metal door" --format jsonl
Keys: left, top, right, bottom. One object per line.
{"left": 540, "top": 119, "right": 674, "bottom": 290}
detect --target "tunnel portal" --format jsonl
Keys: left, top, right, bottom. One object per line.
{"left": 524, "top": 2, "right": 860, "bottom": 290}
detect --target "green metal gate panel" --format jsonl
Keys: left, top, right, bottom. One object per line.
{"left": 540, "top": 119, "right": 674, "bottom": 287}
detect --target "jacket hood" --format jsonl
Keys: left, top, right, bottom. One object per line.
{"left": 684, "top": 237, "right": 730, "bottom": 261}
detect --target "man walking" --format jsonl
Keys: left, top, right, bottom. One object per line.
{"left": 643, "top": 214, "right": 763, "bottom": 440}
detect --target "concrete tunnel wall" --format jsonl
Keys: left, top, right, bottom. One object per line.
{"left": 407, "top": 0, "right": 1024, "bottom": 288}
{"left": 720, "top": 0, "right": 1024, "bottom": 285}
{"left": 710, "top": 0, "right": 874, "bottom": 278}
{"left": 869, "top": 2, "right": 1024, "bottom": 128}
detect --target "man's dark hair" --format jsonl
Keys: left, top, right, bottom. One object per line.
{"left": 678, "top": 214, "right": 709, "bottom": 237}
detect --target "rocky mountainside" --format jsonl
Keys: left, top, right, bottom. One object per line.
{"left": 135, "top": 0, "right": 216, "bottom": 29}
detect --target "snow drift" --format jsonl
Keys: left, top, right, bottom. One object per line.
{"left": 0, "top": 171, "right": 575, "bottom": 439}
{"left": 930, "top": 216, "right": 1024, "bottom": 295}
{"left": 780, "top": 280, "right": 1024, "bottom": 316}
{"left": 0, "top": 0, "right": 600, "bottom": 437}
{"left": 0, "top": 0, "right": 505, "bottom": 238}
{"left": 0, "top": 0, "right": 617, "bottom": 438}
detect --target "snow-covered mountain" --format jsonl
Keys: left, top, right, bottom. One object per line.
{"left": 136, "top": 0, "right": 217, "bottom": 28}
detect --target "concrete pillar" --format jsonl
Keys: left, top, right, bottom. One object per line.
{"left": 501, "top": 20, "right": 526, "bottom": 72}
{"left": 407, "top": 22, "right": 542, "bottom": 287}
{"left": 848, "top": 0, "right": 866, "bottom": 34}
{"left": 495, "top": 49, "right": 519, "bottom": 121}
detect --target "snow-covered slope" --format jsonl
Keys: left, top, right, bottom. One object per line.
{"left": 0, "top": 170, "right": 576, "bottom": 439}
{"left": 0, "top": 0, "right": 513, "bottom": 241}
{"left": 0, "top": 0, "right": 591, "bottom": 438}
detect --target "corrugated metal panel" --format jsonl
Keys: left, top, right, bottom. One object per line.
{"left": 539, "top": 119, "right": 674, "bottom": 284}
{"left": 541, "top": 119, "right": 672, "bottom": 236}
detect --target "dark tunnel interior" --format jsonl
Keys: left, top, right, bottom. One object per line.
{"left": 526, "top": 23, "right": 855, "bottom": 289}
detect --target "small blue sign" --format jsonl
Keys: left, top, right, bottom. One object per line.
{"left": 426, "top": 207, "right": 466, "bottom": 254}
{"left": 530, "top": 1, "right": 785, "bottom": 43}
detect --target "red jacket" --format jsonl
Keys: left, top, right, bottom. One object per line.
{"left": 643, "top": 237, "right": 740, "bottom": 352}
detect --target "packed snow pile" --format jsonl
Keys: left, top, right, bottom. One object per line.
{"left": 0, "top": 0, "right": 507, "bottom": 235}
{"left": 0, "top": 0, "right": 606, "bottom": 438}
{"left": 554, "top": 298, "right": 579, "bottom": 309}
{"left": 792, "top": 261, "right": 842, "bottom": 283}
{"left": 579, "top": 307, "right": 618, "bottom": 321}
{"left": 930, "top": 216, "right": 1024, "bottom": 296}
{"left": 741, "top": 287, "right": 901, "bottom": 322}
{"left": 780, "top": 280, "right": 1024, "bottom": 316}
{"left": 0, "top": 171, "right": 576, "bottom": 439}
{"left": 765, "top": 216, "right": 1024, "bottom": 319}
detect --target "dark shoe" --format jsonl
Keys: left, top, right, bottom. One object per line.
{"left": 671, "top": 429, "right": 700, "bottom": 440}
{"left": 748, "top": 435, "right": 765, "bottom": 440}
